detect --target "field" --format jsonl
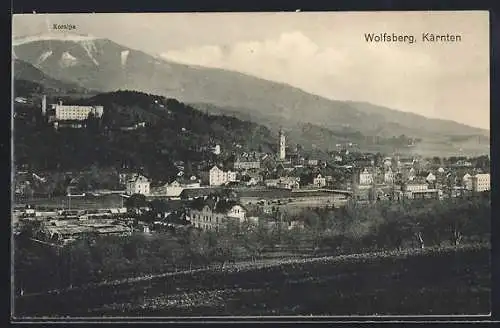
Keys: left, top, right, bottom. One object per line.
{"left": 14, "top": 244, "right": 490, "bottom": 318}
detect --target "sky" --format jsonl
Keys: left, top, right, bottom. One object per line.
{"left": 13, "top": 11, "right": 490, "bottom": 130}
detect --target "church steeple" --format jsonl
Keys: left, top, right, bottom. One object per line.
{"left": 279, "top": 128, "right": 286, "bottom": 160}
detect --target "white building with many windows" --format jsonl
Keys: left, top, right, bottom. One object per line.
{"left": 53, "top": 103, "right": 104, "bottom": 121}
{"left": 471, "top": 173, "right": 490, "bottom": 192}
{"left": 209, "top": 166, "right": 237, "bottom": 186}
{"left": 126, "top": 174, "right": 150, "bottom": 195}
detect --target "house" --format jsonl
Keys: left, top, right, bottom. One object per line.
{"left": 277, "top": 177, "right": 300, "bottom": 190}
{"left": 307, "top": 159, "right": 319, "bottom": 166}
{"left": 119, "top": 172, "right": 137, "bottom": 186}
{"left": 244, "top": 173, "right": 263, "bottom": 186}
{"left": 462, "top": 173, "right": 473, "bottom": 190}
{"left": 179, "top": 188, "right": 219, "bottom": 200}
{"left": 359, "top": 168, "right": 373, "bottom": 185}
{"left": 384, "top": 168, "right": 394, "bottom": 184}
{"left": 213, "top": 144, "right": 221, "bottom": 155}
{"left": 471, "top": 173, "right": 490, "bottom": 192}
{"left": 126, "top": 174, "right": 150, "bottom": 195}
{"left": 426, "top": 172, "right": 436, "bottom": 184}
{"left": 408, "top": 168, "right": 416, "bottom": 181}
{"left": 405, "top": 183, "right": 439, "bottom": 199}
{"left": 188, "top": 198, "right": 247, "bottom": 231}
{"left": 152, "top": 178, "right": 201, "bottom": 198}
{"left": 209, "top": 166, "right": 237, "bottom": 186}
{"left": 406, "top": 183, "right": 429, "bottom": 192}
{"left": 234, "top": 153, "right": 261, "bottom": 170}
{"left": 265, "top": 179, "right": 280, "bottom": 188}
{"left": 287, "top": 220, "right": 305, "bottom": 230}
{"left": 313, "top": 174, "right": 327, "bottom": 188}
{"left": 455, "top": 160, "right": 473, "bottom": 167}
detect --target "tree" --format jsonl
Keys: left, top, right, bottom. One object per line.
{"left": 125, "top": 193, "right": 147, "bottom": 210}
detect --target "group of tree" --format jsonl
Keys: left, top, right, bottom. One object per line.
{"left": 15, "top": 192, "right": 489, "bottom": 294}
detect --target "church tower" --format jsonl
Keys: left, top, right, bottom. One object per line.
{"left": 279, "top": 128, "right": 286, "bottom": 160}
{"left": 41, "top": 95, "right": 47, "bottom": 116}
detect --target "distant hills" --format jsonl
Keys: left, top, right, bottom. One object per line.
{"left": 12, "top": 33, "right": 489, "bottom": 157}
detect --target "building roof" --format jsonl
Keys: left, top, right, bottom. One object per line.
{"left": 214, "top": 199, "right": 243, "bottom": 213}
{"left": 235, "top": 152, "right": 261, "bottom": 162}
{"left": 128, "top": 174, "right": 149, "bottom": 183}
{"left": 190, "top": 197, "right": 245, "bottom": 214}
{"left": 180, "top": 187, "right": 220, "bottom": 199}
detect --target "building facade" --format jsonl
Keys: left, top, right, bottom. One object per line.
{"left": 278, "top": 177, "right": 300, "bottom": 190}
{"left": 359, "top": 168, "right": 374, "bottom": 185}
{"left": 463, "top": 173, "right": 473, "bottom": 191}
{"left": 384, "top": 168, "right": 394, "bottom": 184}
{"left": 406, "top": 183, "right": 428, "bottom": 192}
{"left": 189, "top": 199, "right": 247, "bottom": 231}
{"left": 313, "top": 174, "right": 327, "bottom": 188}
{"left": 209, "top": 166, "right": 237, "bottom": 186}
{"left": 53, "top": 104, "right": 104, "bottom": 121}
{"left": 234, "top": 159, "right": 261, "bottom": 170}
{"left": 471, "top": 173, "right": 490, "bottom": 192}
{"left": 126, "top": 174, "right": 150, "bottom": 195}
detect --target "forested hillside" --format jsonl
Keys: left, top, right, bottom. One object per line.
{"left": 14, "top": 90, "right": 276, "bottom": 183}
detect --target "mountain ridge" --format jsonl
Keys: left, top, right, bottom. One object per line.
{"left": 12, "top": 33, "right": 489, "bottom": 156}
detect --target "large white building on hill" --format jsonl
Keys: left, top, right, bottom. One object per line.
{"left": 54, "top": 104, "right": 104, "bottom": 121}
{"left": 45, "top": 99, "right": 104, "bottom": 121}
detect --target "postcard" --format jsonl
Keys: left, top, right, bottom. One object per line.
{"left": 11, "top": 11, "right": 490, "bottom": 320}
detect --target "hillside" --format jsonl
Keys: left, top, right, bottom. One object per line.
{"left": 13, "top": 90, "right": 276, "bottom": 182}
{"left": 13, "top": 59, "right": 94, "bottom": 97}
{"left": 12, "top": 33, "right": 489, "bottom": 157}
{"left": 191, "top": 103, "right": 489, "bottom": 157}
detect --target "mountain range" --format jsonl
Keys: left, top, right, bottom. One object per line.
{"left": 12, "top": 33, "right": 490, "bottom": 157}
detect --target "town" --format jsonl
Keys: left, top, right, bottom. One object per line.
{"left": 13, "top": 97, "right": 491, "bottom": 247}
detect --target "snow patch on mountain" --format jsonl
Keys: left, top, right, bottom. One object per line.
{"left": 121, "top": 50, "right": 130, "bottom": 66}
{"left": 80, "top": 39, "right": 99, "bottom": 66}
{"left": 13, "top": 33, "right": 101, "bottom": 46}
{"left": 36, "top": 50, "right": 53, "bottom": 65}
{"left": 60, "top": 52, "right": 78, "bottom": 68}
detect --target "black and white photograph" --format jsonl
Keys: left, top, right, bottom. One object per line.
{"left": 11, "top": 11, "right": 491, "bottom": 319}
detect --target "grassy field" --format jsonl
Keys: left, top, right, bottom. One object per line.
{"left": 13, "top": 244, "right": 490, "bottom": 318}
